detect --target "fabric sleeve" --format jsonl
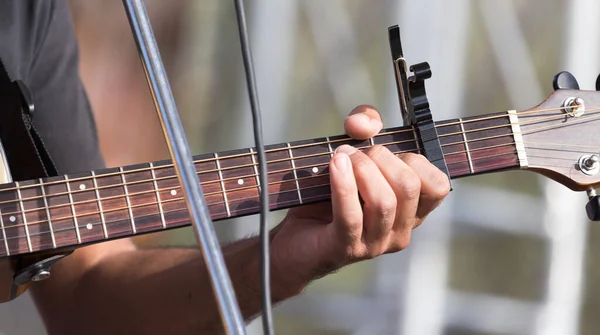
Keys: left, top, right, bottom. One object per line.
{"left": 27, "top": 0, "right": 106, "bottom": 175}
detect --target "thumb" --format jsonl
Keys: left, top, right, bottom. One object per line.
{"left": 344, "top": 105, "right": 383, "bottom": 140}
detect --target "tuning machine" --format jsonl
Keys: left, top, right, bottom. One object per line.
{"left": 586, "top": 188, "right": 600, "bottom": 221}
{"left": 553, "top": 71, "right": 580, "bottom": 91}
{"left": 553, "top": 71, "right": 600, "bottom": 91}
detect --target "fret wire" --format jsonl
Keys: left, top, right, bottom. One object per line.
{"left": 287, "top": 143, "right": 303, "bottom": 204}
{"left": 458, "top": 118, "right": 475, "bottom": 173}
{"left": 64, "top": 175, "right": 82, "bottom": 244}
{"left": 446, "top": 150, "right": 518, "bottom": 168}
{"left": 214, "top": 153, "right": 231, "bottom": 217}
{"left": 249, "top": 148, "right": 261, "bottom": 193}
{"left": 326, "top": 136, "right": 334, "bottom": 157}
{"left": 91, "top": 171, "right": 108, "bottom": 239}
{"left": 39, "top": 178, "right": 56, "bottom": 248}
{"left": 0, "top": 202, "right": 9, "bottom": 255}
{"left": 411, "top": 126, "right": 421, "bottom": 154}
{"left": 369, "top": 137, "right": 375, "bottom": 146}
{"left": 119, "top": 167, "right": 136, "bottom": 234}
{"left": 149, "top": 163, "right": 167, "bottom": 229}
{"left": 15, "top": 182, "right": 33, "bottom": 252}
{"left": 440, "top": 130, "right": 516, "bottom": 148}
{"left": 442, "top": 141, "right": 515, "bottom": 157}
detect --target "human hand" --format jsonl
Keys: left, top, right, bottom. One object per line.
{"left": 269, "top": 105, "right": 450, "bottom": 297}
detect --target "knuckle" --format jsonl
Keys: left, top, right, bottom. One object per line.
{"left": 364, "top": 244, "right": 385, "bottom": 259}
{"left": 344, "top": 243, "right": 367, "bottom": 261}
{"left": 366, "top": 145, "right": 390, "bottom": 159}
{"left": 432, "top": 173, "right": 451, "bottom": 199}
{"left": 390, "top": 235, "right": 411, "bottom": 252}
{"left": 399, "top": 173, "right": 421, "bottom": 199}
{"left": 352, "top": 155, "right": 373, "bottom": 176}
{"left": 370, "top": 193, "right": 397, "bottom": 217}
{"left": 399, "top": 152, "right": 425, "bottom": 165}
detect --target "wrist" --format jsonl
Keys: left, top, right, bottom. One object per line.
{"left": 269, "top": 239, "right": 310, "bottom": 300}
{"left": 268, "top": 217, "right": 341, "bottom": 299}
{"left": 237, "top": 231, "right": 307, "bottom": 305}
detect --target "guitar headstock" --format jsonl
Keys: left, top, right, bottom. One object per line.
{"left": 522, "top": 72, "right": 600, "bottom": 192}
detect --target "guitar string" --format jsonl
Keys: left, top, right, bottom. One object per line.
{"left": 524, "top": 141, "right": 600, "bottom": 149}
{"left": 439, "top": 108, "right": 600, "bottom": 148}
{"left": 2, "top": 106, "right": 597, "bottom": 251}
{"left": 0, "top": 145, "right": 521, "bottom": 235}
{"left": 0, "top": 107, "right": 598, "bottom": 213}
{"left": 0, "top": 102, "right": 585, "bottom": 196}
{"left": 2, "top": 153, "right": 590, "bottom": 252}
{"left": 1, "top": 191, "right": 332, "bottom": 249}
{"left": 0, "top": 106, "right": 592, "bottom": 212}
{"left": 438, "top": 107, "right": 600, "bottom": 139}
{"left": 0, "top": 156, "right": 527, "bottom": 251}
{"left": 6, "top": 156, "right": 549, "bottom": 251}
{"left": 6, "top": 151, "right": 522, "bottom": 250}
{"left": 436, "top": 103, "right": 582, "bottom": 128}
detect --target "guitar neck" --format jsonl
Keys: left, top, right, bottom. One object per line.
{"left": 0, "top": 110, "right": 524, "bottom": 257}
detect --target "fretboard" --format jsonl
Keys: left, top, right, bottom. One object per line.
{"left": 0, "top": 111, "right": 520, "bottom": 257}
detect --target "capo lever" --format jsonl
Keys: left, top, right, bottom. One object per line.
{"left": 388, "top": 25, "right": 451, "bottom": 186}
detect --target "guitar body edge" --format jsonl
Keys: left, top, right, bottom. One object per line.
{"left": 0, "top": 138, "right": 27, "bottom": 302}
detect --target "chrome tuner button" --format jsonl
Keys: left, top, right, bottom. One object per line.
{"left": 563, "top": 97, "right": 585, "bottom": 117}
{"left": 579, "top": 154, "right": 600, "bottom": 175}
{"left": 31, "top": 269, "right": 51, "bottom": 282}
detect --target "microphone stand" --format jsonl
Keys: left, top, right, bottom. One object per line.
{"left": 121, "top": 1, "right": 247, "bottom": 333}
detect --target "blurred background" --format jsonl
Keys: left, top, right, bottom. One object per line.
{"left": 1, "top": 0, "right": 600, "bottom": 334}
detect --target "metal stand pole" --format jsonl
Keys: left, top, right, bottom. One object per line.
{"left": 121, "top": 1, "right": 247, "bottom": 333}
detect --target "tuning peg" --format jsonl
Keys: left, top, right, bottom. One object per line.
{"left": 553, "top": 71, "right": 580, "bottom": 90}
{"left": 586, "top": 189, "right": 600, "bottom": 221}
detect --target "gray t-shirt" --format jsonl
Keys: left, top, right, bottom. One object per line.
{"left": 0, "top": 0, "right": 105, "bottom": 175}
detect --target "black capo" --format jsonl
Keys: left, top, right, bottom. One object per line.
{"left": 388, "top": 25, "right": 451, "bottom": 186}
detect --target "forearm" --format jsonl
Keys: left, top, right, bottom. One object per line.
{"left": 31, "top": 236, "right": 305, "bottom": 335}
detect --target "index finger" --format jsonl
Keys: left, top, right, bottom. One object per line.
{"left": 344, "top": 105, "right": 384, "bottom": 140}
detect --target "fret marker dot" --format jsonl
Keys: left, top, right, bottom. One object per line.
{"left": 79, "top": 184, "right": 86, "bottom": 190}
{"left": 312, "top": 167, "right": 319, "bottom": 173}
{"left": 9, "top": 216, "right": 15, "bottom": 223}
{"left": 171, "top": 190, "right": 177, "bottom": 196}
{"left": 238, "top": 179, "right": 244, "bottom": 185}
{"left": 86, "top": 223, "right": 93, "bottom": 230}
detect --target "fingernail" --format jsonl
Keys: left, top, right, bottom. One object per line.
{"left": 370, "top": 117, "right": 383, "bottom": 128}
{"left": 333, "top": 152, "right": 351, "bottom": 172}
{"left": 335, "top": 144, "right": 358, "bottom": 156}
{"left": 355, "top": 113, "right": 371, "bottom": 124}
{"left": 356, "top": 112, "right": 382, "bottom": 128}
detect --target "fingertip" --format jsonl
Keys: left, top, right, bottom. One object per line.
{"left": 344, "top": 105, "right": 384, "bottom": 140}
{"left": 332, "top": 151, "right": 352, "bottom": 173}
{"left": 349, "top": 105, "right": 383, "bottom": 122}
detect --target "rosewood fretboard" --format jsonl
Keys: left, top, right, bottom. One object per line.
{"left": 0, "top": 111, "right": 520, "bottom": 257}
